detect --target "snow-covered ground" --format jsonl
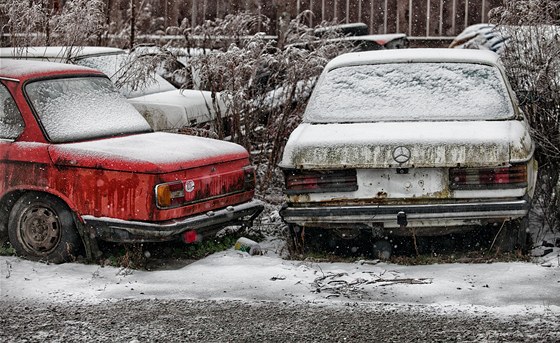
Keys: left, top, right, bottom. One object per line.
{"left": 1, "top": 237, "right": 558, "bottom": 317}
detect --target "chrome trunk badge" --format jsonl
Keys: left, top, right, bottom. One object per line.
{"left": 185, "top": 180, "right": 195, "bottom": 192}
{"left": 393, "top": 146, "right": 411, "bottom": 163}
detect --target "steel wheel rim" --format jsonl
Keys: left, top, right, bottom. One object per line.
{"left": 17, "top": 205, "right": 61, "bottom": 255}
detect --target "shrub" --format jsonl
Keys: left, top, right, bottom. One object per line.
{"left": 182, "top": 12, "right": 353, "bottom": 192}
{"left": 490, "top": 0, "right": 560, "bottom": 235}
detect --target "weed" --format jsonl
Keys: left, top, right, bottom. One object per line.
{"left": 180, "top": 236, "right": 238, "bottom": 259}
{"left": 0, "top": 242, "right": 15, "bottom": 256}
{"left": 285, "top": 230, "right": 534, "bottom": 265}
{"left": 101, "top": 244, "right": 146, "bottom": 269}
{"left": 98, "top": 232, "right": 257, "bottom": 269}
{"left": 389, "top": 250, "right": 531, "bottom": 266}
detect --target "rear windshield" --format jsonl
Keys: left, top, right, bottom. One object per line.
{"left": 77, "top": 54, "right": 177, "bottom": 98}
{"left": 304, "top": 62, "right": 515, "bottom": 123}
{"left": 26, "top": 76, "right": 151, "bottom": 143}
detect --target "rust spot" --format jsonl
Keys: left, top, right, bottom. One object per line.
{"left": 288, "top": 194, "right": 311, "bottom": 203}
{"left": 376, "top": 191, "right": 387, "bottom": 198}
{"left": 425, "top": 188, "right": 451, "bottom": 199}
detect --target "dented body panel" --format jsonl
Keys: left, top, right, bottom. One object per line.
{"left": 0, "top": 59, "right": 263, "bottom": 244}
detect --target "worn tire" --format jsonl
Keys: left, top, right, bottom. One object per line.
{"left": 493, "top": 217, "right": 529, "bottom": 253}
{"left": 8, "top": 193, "right": 81, "bottom": 263}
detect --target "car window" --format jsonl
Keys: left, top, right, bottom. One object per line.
{"left": 304, "top": 62, "right": 515, "bottom": 123}
{"left": 76, "top": 54, "right": 177, "bottom": 98}
{"left": 0, "top": 84, "right": 24, "bottom": 139}
{"left": 25, "top": 76, "right": 151, "bottom": 143}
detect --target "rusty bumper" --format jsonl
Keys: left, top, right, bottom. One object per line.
{"left": 82, "top": 199, "right": 264, "bottom": 243}
{"left": 280, "top": 197, "right": 531, "bottom": 229}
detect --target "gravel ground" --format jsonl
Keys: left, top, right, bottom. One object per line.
{"left": 1, "top": 299, "right": 558, "bottom": 342}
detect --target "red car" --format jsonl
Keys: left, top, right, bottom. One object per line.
{"left": 0, "top": 59, "right": 263, "bottom": 263}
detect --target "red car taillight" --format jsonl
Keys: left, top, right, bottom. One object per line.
{"left": 449, "top": 164, "right": 528, "bottom": 190}
{"left": 243, "top": 165, "right": 256, "bottom": 190}
{"left": 155, "top": 166, "right": 256, "bottom": 209}
{"left": 284, "top": 169, "right": 358, "bottom": 194}
{"left": 155, "top": 181, "right": 185, "bottom": 208}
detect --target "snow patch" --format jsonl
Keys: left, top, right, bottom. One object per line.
{"left": 1, "top": 246, "right": 558, "bottom": 318}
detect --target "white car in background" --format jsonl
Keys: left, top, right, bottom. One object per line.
{"left": 449, "top": 24, "right": 560, "bottom": 90}
{"left": 0, "top": 46, "right": 224, "bottom": 132}
{"left": 280, "top": 48, "right": 538, "bottom": 255}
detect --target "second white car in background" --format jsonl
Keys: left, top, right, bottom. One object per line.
{"left": 0, "top": 46, "right": 225, "bottom": 132}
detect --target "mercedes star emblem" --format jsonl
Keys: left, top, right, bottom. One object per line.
{"left": 392, "top": 146, "right": 411, "bottom": 164}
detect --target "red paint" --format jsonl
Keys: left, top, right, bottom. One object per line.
{"left": 0, "top": 61, "right": 256, "bottom": 227}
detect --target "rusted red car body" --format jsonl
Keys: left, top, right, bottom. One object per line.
{"left": 0, "top": 60, "right": 262, "bottom": 262}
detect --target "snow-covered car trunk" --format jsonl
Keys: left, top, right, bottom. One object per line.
{"left": 282, "top": 121, "right": 532, "bottom": 169}
{"left": 279, "top": 49, "right": 537, "bottom": 251}
{"left": 128, "top": 89, "right": 225, "bottom": 131}
{"left": 281, "top": 120, "right": 536, "bottom": 204}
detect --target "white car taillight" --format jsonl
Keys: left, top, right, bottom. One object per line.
{"left": 284, "top": 169, "right": 358, "bottom": 194}
{"left": 449, "top": 164, "right": 528, "bottom": 190}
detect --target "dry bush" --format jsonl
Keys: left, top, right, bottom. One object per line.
{"left": 182, "top": 12, "right": 353, "bottom": 192}
{"left": 490, "top": 0, "right": 560, "bottom": 235}
{"left": 1, "top": 0, "right": 106, "bottom": 47}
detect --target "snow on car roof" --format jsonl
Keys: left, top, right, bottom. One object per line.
{"left": 342, "top": 33, "right": 407, "bottom": 44}
{"left": 0, "top": 58, "right": 103, "bottom": 80}
{"left": 0, "top": 46, "right": 125, "bottom": 60}
{"left": 325, "top": 48, "right": 501, "bottom": 72}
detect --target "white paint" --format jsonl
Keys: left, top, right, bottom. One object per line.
{"left": 128, "top": 89, "right": 223, "bottom": 130}
{"left": 280, "top": 121, "right": 531, "bottom": 168}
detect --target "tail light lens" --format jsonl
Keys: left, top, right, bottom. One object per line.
{"left": 449, "top": 164, "right": 528, "bottom": 190}
{"left": 155, "top": 181, "right": 185, "bottom": 209}
{"left": 284, "top": 169, "right": 358, "bottom": 194}
{"left": 243, "top": 166, "right": 256, "bottom": 190}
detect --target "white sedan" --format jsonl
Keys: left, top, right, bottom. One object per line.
{"left": 0, "top": 46, "right": 224, "bottom": 133}
{"left": 279, "top": 48, "right": 537, "bottom": 255}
